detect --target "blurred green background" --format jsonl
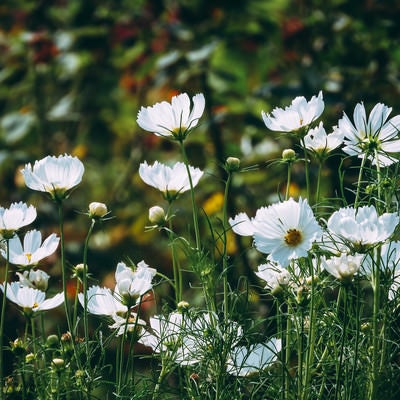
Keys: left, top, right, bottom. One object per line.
{"left": 1, "top": 0, "right": 400, "bottom": 303}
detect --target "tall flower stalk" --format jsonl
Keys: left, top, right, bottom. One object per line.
{"left": 179, "top": 141, "right": 201, "bottom": 250}
{"left": 0, "top": 239, "right": 10, "bottom": 398}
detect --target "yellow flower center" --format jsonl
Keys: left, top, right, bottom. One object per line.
{"left": 25, "top": 253, "right": 32, "bottom": 263}
{"left": 284, "top": 229, "right": 303, "bottom": 246}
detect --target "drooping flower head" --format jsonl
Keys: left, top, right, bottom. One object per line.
{"left": 78, "top": 285, "right": 127, "bottom": 317}
{"left": 108, "top": 313, "right": 146, "bottom": 337}
{"left": 323, "top": 205, "right": 399, "bottom": 253}
{"left": 261, "top": 91, "right": 324, "bottom": 134}
{"left": 1, "top": 230, "right": 59, "bottom": 267}
{"left": 255, "top": 262, "right": 291, "bottom": 294}
{"left": 227, "top": 338, "right": 282, "bottom": 377}
{"left": 338, "top": 102, "right": 400, "bottom": 167}
{"left": 21, "top": 154, "right": 85, "bottom": 201}
{"left": 0, "top": 202, "right": 37, "bottom": 239}
{"left": 139, "top": 161, "right": 203, "bottom": 202}
{"left": 320, "top": 253, "right": 364, "bottom": 282}
{"left": 16, "top": 269, "right": 50, "bottom": 291}
{"left": 115, "top": 261, "right": 157, "bottom": 305}
{"left": 304, "top": 122, "right": 344, "bottom": 159}
{"left": 1, "top": 282, "right": 63, "bottom": 317}
{"left": 137, "top": 93, "right": 205, "bottom": 141}
{"left": 230, "top": 198, "right": 322, "bottom": 267}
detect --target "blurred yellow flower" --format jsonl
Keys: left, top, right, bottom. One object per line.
{"left": 202, "top": 192, "right": 224, "bottom": 215}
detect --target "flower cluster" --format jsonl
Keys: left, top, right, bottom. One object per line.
{"left": 2, "top": 89, "right": 400, "bottom": 399}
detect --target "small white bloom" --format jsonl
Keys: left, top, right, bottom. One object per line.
{"left": 321, "top": 253, "right": 364, "bottom": 281}
{"left": 0, "top": 202, "right": 37, "bottom": 239}
{"left": 324, "top": 205, "right": 399, "bottom": 253}
{"left": 1, "top": 230, "right": 59, "bottom": 267}
{"left": 115, "top": 261, "right": 156, "bottom": 303}
{"left": 230, "top": 198, "right": 322, "bottom": 267}
{"left": 16, "top": 269, "right": 50, "bottom": 291}
{"left": 227, "top": 338, "right": 282, "bottom": 377}
{"left": 261, "top": 91, "right": 324, "bottom": 133}
{"left": 255, "top": 262, "right": 291, "bottom": 291}
{"left": 139, "top": 161, "right": 203, "bottom": 201}
{"left": 1, "top": 282, "right": 63, "bottom": 314}
{"left": 21, "top": 154, "right": 84, "bottom": 200}
{"left": 137, "top": 92, "right": 205, "bottom": 141}
{"left": 338, "top": 102, "right": 400, "bottom": 167}
{"left": 78, "top": 285, "right": 127, "bottom": 316}
{"left": 304, "top": 122, "right": 344, "bottom": 157}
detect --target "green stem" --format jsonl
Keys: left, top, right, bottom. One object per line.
{"left": 72, "top": 279, "right": 80, "bottom": 338}
{"left": 369, "top": 248, "right": 381, "bottom": 400}
{"left": 57, "top": 201, "right": 82, "bottom": 374}
{"left": 300, "top": 138, "right": 311, "bottom": 202}
{"left": 167, "top": 206, "right": 181, "bottom": 305}
{"left": 285, "top": 161, "right": 292, "bottom": 201}
{"left": 315, "top": 160, "right": 323, "bottom": 208}
{"left": 30, "top": 316, "right": 44, "bottom": 398}
{"left": 222, "top": 172, "right": 233, "bottom": 324}
{"left": 334, "top": 285, "right": 348, "bottom": 400}
{"left": 82, "top": 219, "right": 95, "bottom": 359}
{"left": 152, "top": 360, "right": 168, "bottom": 400}
{"left": 302, "top": 259, "right": 317, "bottom": 400}
{"left": 285, "top": 302, "right": 292, "bottom": 400}
{"left": 349, "top": 279, "right": 361, "bottom": 400}
{"left": 57, "top": 201, "right": 73, "bottom": 336}
{"left": 354, "top": 155, "right": 367, "bottom": 208}
{"left": 0, "top": 239, "right": 10, "bottom": 399}
{"left": 179, "top": 142, "right": 201, "bottom": 250}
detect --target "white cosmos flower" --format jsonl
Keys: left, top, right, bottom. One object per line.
{"left": 324, "top": 205, "right": 399, "bottom": 253}
{"left": 1, "top": 282, "right": 63, "bottom": 314}
{"left": 261, "top": 91, "right": 324, "bottom": 133}
{"left": 21, "top": 154, "right": 84, "bottom": 200}
{"left": 16, "top": 269, "right": 50, "bottom": 291}
{"left": 255, "top": 262, "right": 291, "bottom": 291}
{"left": 338, "top": 102, "right": 400, "bottom": 167}
{"left": 1, "top": 230, "right": 59, "bottom": 267}
{"left": 78, "top": 285, "right": 127, "bottom": 316}
{"left": 137, "top": 92, "right": 205, "bottom": 141}
{"left": 227, "top": 338, "right": 282, "bottom": 377}
{"left": 321, "top": 253, "right": 364, "bottom": 281}
{"left": 115, "top": 261, "right": 156, "bottom": 303}
{"left": 230, "top": 198, "right": 322, "bottom": 267}
{"left": 0, "top": 202, "right": 37, "bottom": 239}
{"left": 304, "top": 122, "right": 344, "bottom": 157}
{"left": 139, "top": 161, "right": 203, "bottom": 201}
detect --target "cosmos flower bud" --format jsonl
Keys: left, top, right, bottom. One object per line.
{"left": 52, "top": 358, "right": 65, "bottom": 370}
{"left": 46, "top": 334, "right": 59, "bottom": 349}
{"left": 177, "top": 300, "right": 190, "bottom": 311}
{"left": 282, "top": 149, "right": 296, "bottom": 161}
{"left": 148, "top": 206, "right": 166, "bottom": 225}
{"left": 88, "top": 202, "right": 108, "bottom": 219}
{"left": 225, "top": 157, "right": 241, "bottom": 172}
